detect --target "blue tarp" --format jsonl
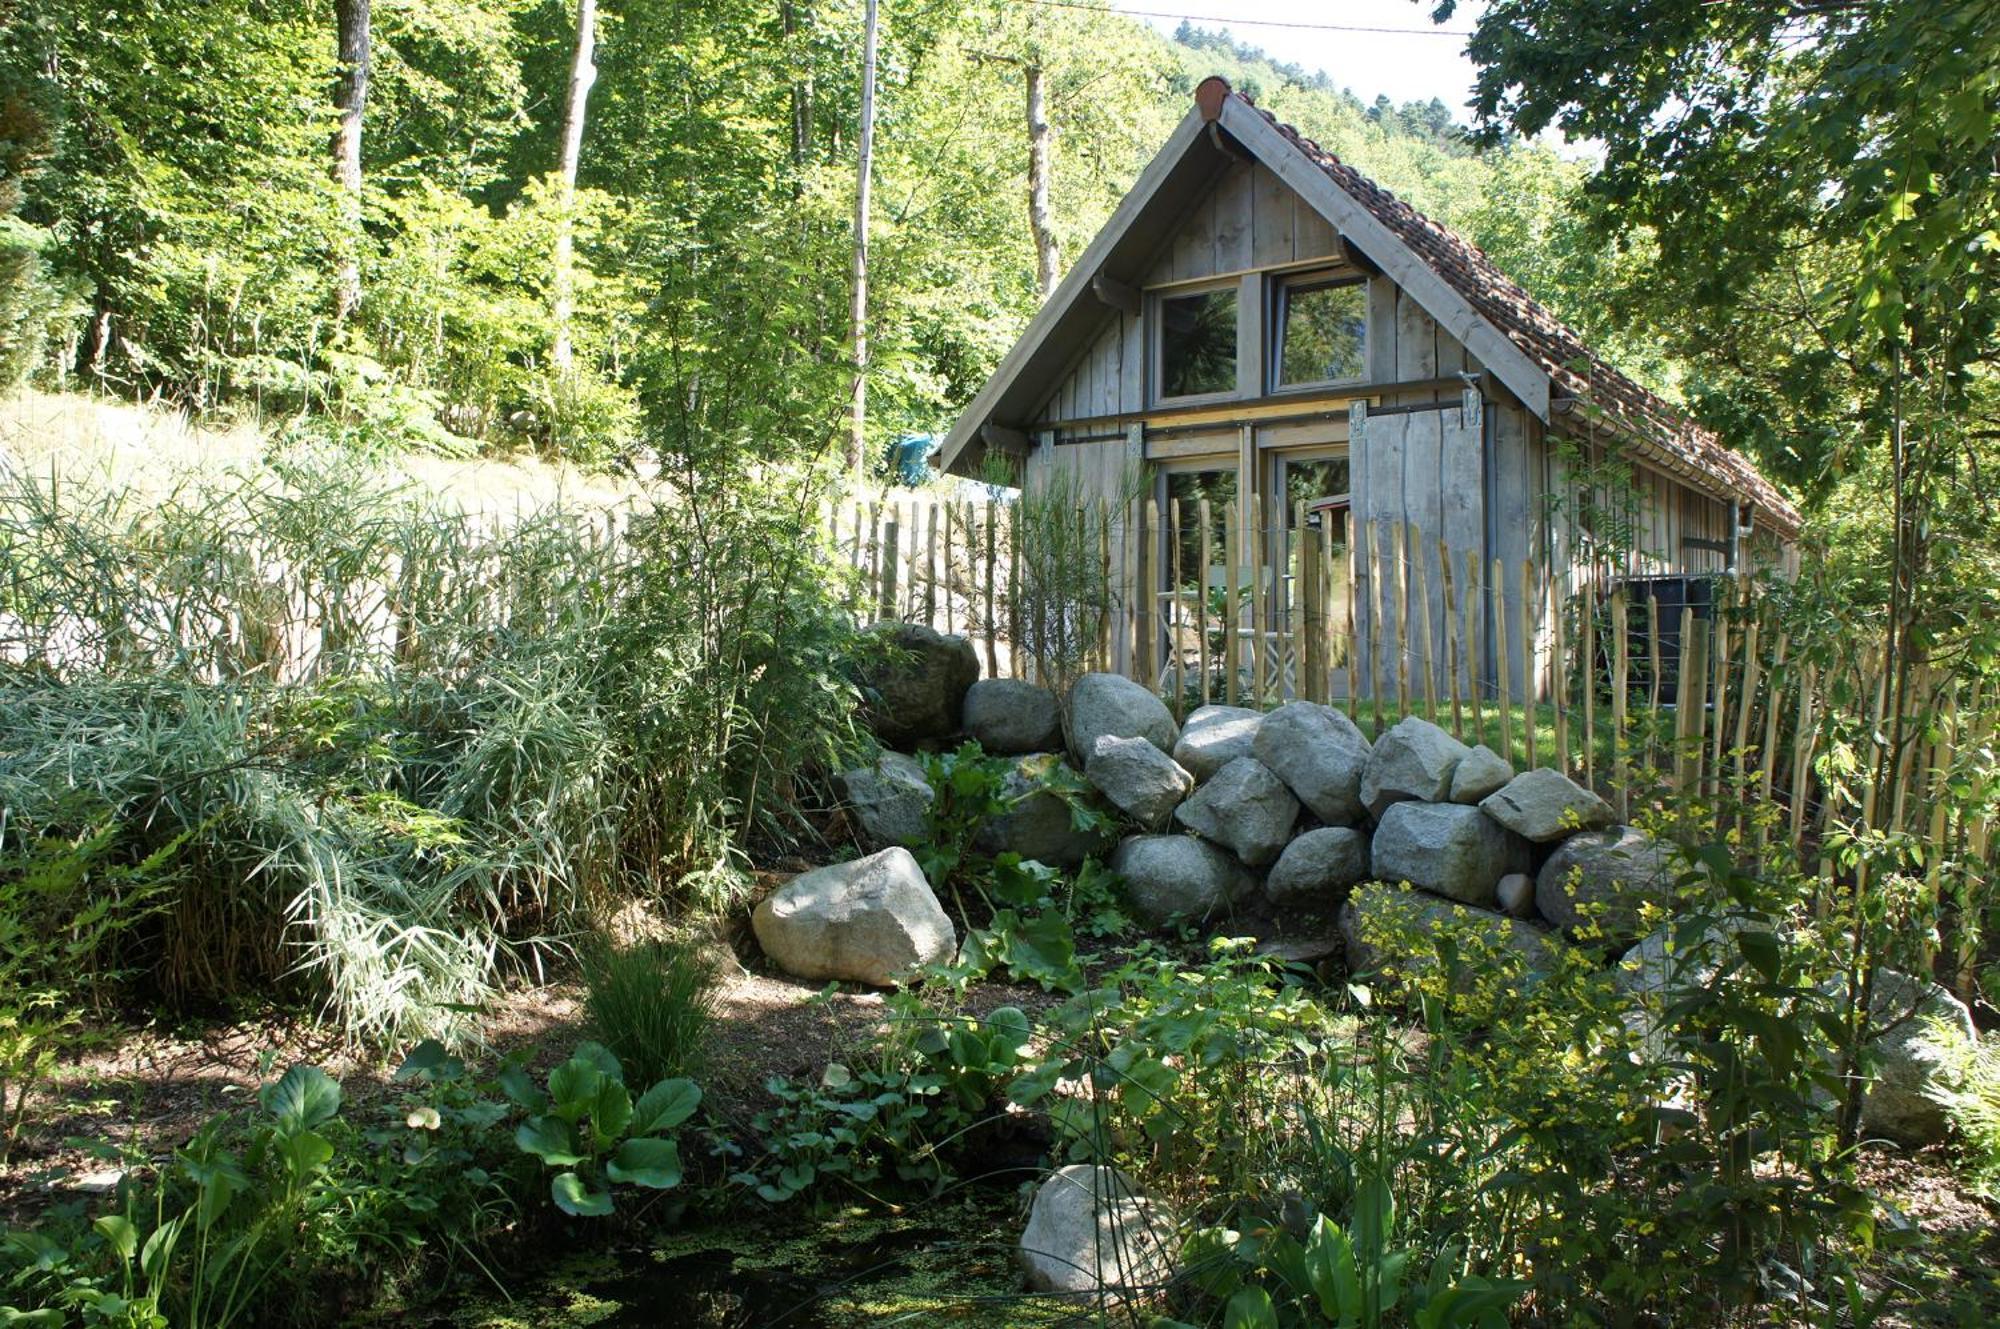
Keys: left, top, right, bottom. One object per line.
{"left": 888, "top": 433, "right": 939, "bottom": 485}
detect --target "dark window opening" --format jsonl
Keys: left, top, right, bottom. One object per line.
{"left": 1159, "top": 288, "right": 1238, "bottom": 398}
{"left": 1275, "top": 278, "right": 1367, "bottom": 388}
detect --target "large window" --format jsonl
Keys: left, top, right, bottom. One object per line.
{"left": 1273, "top": 276, "right": 1367, "bottom": 389}
{"left": 1157, "top": 287, "right": 1238, "bottom": 399}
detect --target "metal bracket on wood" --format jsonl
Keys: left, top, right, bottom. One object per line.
{"left": 1350, "top": 398, "right": 1368, "bottom": 443}
{"left": 1460, "top": 384, "right": 1484, "bottom": 432}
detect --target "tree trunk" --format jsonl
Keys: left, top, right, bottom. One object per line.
{"left": 846, "top": 0, "right": 878, "bottom": 479}
{"left": 552, "top": 0, "right": 598, "bottom": 375}
{"left": 785, "top": 2, "right": 814, "bottom": 180}
{"left": 332, "top": 0, "right": 371, "bottom": 323}
{"left": 1026, "top": 63, "right": 1058, "bottom": 302}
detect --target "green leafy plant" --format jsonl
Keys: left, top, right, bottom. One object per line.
{"left": 578, "top": 934, "right": 719, "bottom": 1088}
{"left": 506, "top": 1041, "right": 701, "bottom": 1217}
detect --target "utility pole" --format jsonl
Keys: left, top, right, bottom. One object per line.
{"left": 847, "top": 0, "right": 878, "bottom": 481}
{"left": 552, "top": 0, "right": 598, "bottom": 375}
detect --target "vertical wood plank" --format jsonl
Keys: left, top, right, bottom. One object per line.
{"left": 1302, "top": 521, "right": 1326, "bottom": 704}
{"left": 1170, "top": 497, "right": 1186, "bottom": 716}
{"left": 1412, "top": 521, "right": 1436, "bottom": 723}
{"left": 1464, "top": 549, "right": 1483, "bottom": 743}
{"left": 1493, "top": 557, "right": 1512, "bottom": 763}
{"left": 984, "top": 500, "right": 999, "bottom": 679}
{"left": 1224, "top": 499, "right": 1241, "bottom": 706}
{"left": 1344, "top": 510, "right": 1359, "bottom": 720}
{"left": 1441, "top": 541, "right": 1462, "bottom": 739}
{"left": 1008, "top": 501, "right": 1023, "bottom": 679}
{"left": 1521, "top": 558, "right": 1538, "bottom": 771}
{"left": 1369, "top": 523, "right": 1386, "bottom": 733}
{"left": 1393, "top": 520, "right": 1409, "bottom": 716}
{"left": 1198, "top": 496, "right": 1214, "bottom": 707}
{"left": 1096, "top": 502, "right": 1112, "bottom": 673}
{"left": 1250, "top": 491, "right": 1268, "bottom": 705}
{"left": 1788, "top": 663, "right": 1819, "bottom": 843}
{"left": 1138, "top": 497, "right": 1158, "bottom": 689}
{"left": 1553, "top": 574, "right": 1571, "bottom": 776}
{"left": 879, "top": 514, "right": 900, "bottom": 621}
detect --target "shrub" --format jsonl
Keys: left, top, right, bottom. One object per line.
{"left": 579, "top": 935, "right": 720, "bottom": 1088}
{"left": 1927, "top": 1023, "right": 2000, "bottom": 1198}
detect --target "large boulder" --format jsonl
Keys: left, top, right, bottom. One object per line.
{"left": 1173, "top": 756, "right": 1299, "bottom": 867}
{"left": 751, "top": 848, "right": 955, "bottom": 986}
{"left": 1856, "top": 969, "right": 1977, "bottom": 1147}
{"left": 1340, "top": 884, "right": 1562, "bottom": 982}
{"left": 1448, "top": 745, "right": 1514, "bottom": 804}
{"left": 1480, "top": 768, "right": 1615, "bottom": 842}
{"left": 838, "top": 750, "right": 934, "bottom": 850}
{"left": 1265, "top": 827, "right": 1369, "bottom": 910}
{"left": 975, "top": 753, "right": 1111, "bottom": 870}
{"left": 1369, "top": 801, "right": 1521, "bottom": 907}
{"left": 857, "top": 622, "right": 979, "bottom": 748}
{"left": 1019, "top": 1164, "right": 1177, "bottom": 1297}
{"left": 1535, "top": 825, "right": 1677, "bottom": 947}
{"left": 1172, "top": 705, "right": 1263, "bottom": 784}
{"left": 1362, "top": 717, "right": 1472, "bottom": 817}
{"left": 1110, "top": 835, "right": 1255, "bottom": 927}
{"left": 1252, "top": 701, "right": 1372, "bottom": 826}
{"left": 1066, "top": 673, "right": 1178, "bottom": 764}
{"left": 963, "top": 678, "right": 1063, "bottom": 755}
{"left": 1086, "top": 735, "right": 1193, "bottom": 830}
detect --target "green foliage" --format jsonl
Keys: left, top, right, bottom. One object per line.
{"left": 1925, "top": 1024, "right": 2000, "bottom": 1199}
{"left": 507, "top": 1041, "right": 700, "bottom": 1217}
{"left": 578, "top": 934, "right": 720, "bottom": 1089}
{"left": 0, "top": 449, "right": 861, "bottom": 1046}
{"left": 915, "top": 741, "right": 1018, "bottom": 895}
{"left": 0, "top": 1038, "right": 700, "bottom": 1324}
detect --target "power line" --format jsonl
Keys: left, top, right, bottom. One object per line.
{"left": 1007, "top": 0, "right": 1475, "bottom": 37}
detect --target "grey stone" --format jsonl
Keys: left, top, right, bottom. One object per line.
{"left": 1534, "top": 825, "right": 1677, "bottom": 947}
{"left": 1019, "top": 1164, "right": 1177, "bottom": 1297}
{"left": 1086, "top": 735, "right": 1193, "bottom": 830}
{"left": 838, "top": 750, "right": 933, "bottom": 850}
{"left": 1369, "top": 801, "right": 1521, "bottom": 907}
{"left": 1857, "top": 969, "right": 1977, "bottom": 1147}
{"left": 857, "top": 622, "right": 979, "bottom": 748}
{"left": 1340, "top": 884, "right": 1563, "bottom": 983}
{"left": 975, "top": 753, "right": 1112, "bottom": 870}
{"left": 1616, "top": 918, "right": 1762, "bottom": 997}
{"left": 1252, "top": 701, "right": 1372, "bottom": 826}
{"left": 1110, "top": 834, "right": 1256, "bottom": 927}
{"left": 1265, "top": 827, "right": 1369, "bottom": 909}
{"left": 1362, "top": 716, "right": 1473, "bottom": 817}
{"left": 1449, "top": 745, "right": 1514, "bottom": 804}
{"left": 751, "top": 848, "right": 955, "bottom": 986}
{"left": 1066, "top": 672, "right": 1179, "bottom": 764}
{"left": 1172, "top": 705, "right": 1263, "bottom": 784}
{"left": 1495, "top": 872, "right": 1536, "bottom": 919}
{"left": 1173, "top": 756, "right": 1300, "bottom": 867}
{"left": 962, "top": 678, "right": 1063, "bottom": 754}
{"left": 1480, "top": 768, "right": 1615, "bottom": 842}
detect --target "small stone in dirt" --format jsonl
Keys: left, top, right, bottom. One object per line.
{"left": 1172, "top": 705, "right": 1263, "bottom": 783}
{"left": 1362, "top": 716, "right": 1472, "bottom": 818}
{"left": 1110, "top": 834, "right": 1255, "bottom": 927}
{"left": 838, "top": 750, "right": 934, "bottom": 850}
{"left": 1174, "top": 756, "right": 1299, "bottom": 867}
{"left": 1253, "top": 701, "right": 1371, "bottom": 826}
{"left": 1449, "top": 745, "right": 1514, "bottom": 804}
{"left": 1066, "top": 672, "right": 1178, "bottom": 763}
{"left": 1480, "top": 767, "right": 1614, "bottom": 842}
{"left": 1370, "top": 801, "right": 1521, "bottom": 907}
{"left": 1019, "top": 1164, "right": 1177, "bottom": 1297}
{"left": 751, "top": 847, "right": 955, "bottom": 986}
{"left": 962, "top": 678, "right": 1062, "bottom": 754}
{"left": 1086, "top": 735, "right": 1193, "bottom": 830}
{"left": 1495, "top": 871, "right": 1535, "bottom": 919}
{"left": 1265, "top": 826, "right": 1369, "bottom": 909}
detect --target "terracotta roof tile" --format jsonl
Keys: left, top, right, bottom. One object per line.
{"left": 1248, "top": 99, "right": 1800, "bottom": 537}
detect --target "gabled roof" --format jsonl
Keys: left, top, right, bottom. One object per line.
{"left": 941, "top": 79, "right": 1800, "bottom": 538}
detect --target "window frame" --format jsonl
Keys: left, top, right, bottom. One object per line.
{"left": 1268, "top": 271, "right": 1370, "bottom": 395}
{"left": 1149, "top": 280, "right": 1243, "bottom": 408}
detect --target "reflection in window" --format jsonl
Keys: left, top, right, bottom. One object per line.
{"left": 1159, "top": 288, "right": 1238, "bottom": 398}
{"left": 1276, "top": 279, "right": 1366, "bottom": 387}
{"left": 1165, "top": 469, "right": 1237, "bottom": 590}
{"left": 1283, "top": 456, "right": 1351, "bottom": 515}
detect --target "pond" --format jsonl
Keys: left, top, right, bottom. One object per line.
{"left": 403, "top": 1186, "right": 1089, "bottom": 1329}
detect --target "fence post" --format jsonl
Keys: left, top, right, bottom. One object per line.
{"left": 1168, "top": 498, "right": 1185, "bottom": 716}
{"left": 1223, "top": 500, "right": 1241, "bottom": 707}
{"left": 1302, "top": 521, "right": 1326, "bottom": 705}
{"left": 1553, "top": 570, "right": 1571, "bottom": 776}
{"left": 983, "top": 500, "right": 999, "bottom": 678}
{"left": 1521, "top": 558, "right": 1538, "bottom": 771}
{"left": 1610, "top": 587, "right": 1629, "bottom": 820}
{"left": 1440, "top": 539, "right": 1462, "bottom": 740}
{"left": 878, "top": 515, "right": 900, "bottom": 621}
{"left": 1412, "top": 522, "right": 1436, "bottom": 725}
{"left": 1493, "top": 556, "right": 1512, "bottom": 766}
{"left": 1464, "top": 549, "right": 1482, "bottom": 745}
{"left": 1008, "top": 502, "right": 1023, "bottom": 680}
{"left": 1198, "top": 497, "right": 1214, "bottom": 708}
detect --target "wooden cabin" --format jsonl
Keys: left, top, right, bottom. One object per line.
{"left": 938, "top": 78, "right": 1798, "bottom": 703}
